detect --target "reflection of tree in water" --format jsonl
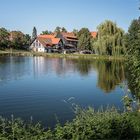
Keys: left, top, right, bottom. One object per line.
{"left": 73, "top": 59, "right": 92, "bottom": 76}
{"left": 0, "top": 56, "right": 31, "bottom": 84}
{"left": 96, "top": 60, "right": 125, "bottom": 93}
{"left": 71, "top": 59, "right": 125, "bottom": 93}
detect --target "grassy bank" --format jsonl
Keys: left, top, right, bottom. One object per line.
{"left": 0, "top": 107, "right": 140, "bottom": 140}
{"left": 0, "top": 49, "right": 125, "bottom": 60}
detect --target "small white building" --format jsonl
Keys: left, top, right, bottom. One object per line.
{"left": 30, "top": 35, "right": 62, "bottom": 53}
{"left": 30, "top": 38, "right": 45, "bottom": 52}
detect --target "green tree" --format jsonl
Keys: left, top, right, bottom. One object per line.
{"left": 125, "top": 18, "right": 140, "bottom": 97}
{"left": 54, "top": 26, "right": 61, "bottom": 33}
{"left": 41, "top": 30, "right": 52, "bottom": 35}
{"left": 0, "top": 28, "right": 10, "bottom": 49}
{"left": 54, "top": 26, "right": 67, "bottom": 33}
{"left": 24, "top": 34, "right": 31, "bottom": 45}
{"left": 61, "top": 27, "right": 67, "bottom": 32}
{"left": 73, "top": 29, "right": 78, "bottom": 36}
{"left": 32, "top": 26, "right": 37, "bottom": 39}
{"left": 10, "top": 31, "right": 27, "bottom": 49}
{"left": 77, "top": 28, "right": 92, "bottom": 50}
{"left": 94, "top": 20, "right": 125, "bottom": 56}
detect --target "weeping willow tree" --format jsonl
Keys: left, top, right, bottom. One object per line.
{"left": 93, "top": 20, "right": 125, "bottom": 56}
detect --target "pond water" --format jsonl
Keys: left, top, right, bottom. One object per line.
{"left": 0, "top": 56, "right": 127, "bottom": 127}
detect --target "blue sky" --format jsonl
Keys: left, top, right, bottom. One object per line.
{"left": 0, "top": 0, "right": 139, "bottom": 35}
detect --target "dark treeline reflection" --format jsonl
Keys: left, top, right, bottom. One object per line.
{"left": 95, "top": 60, "right": 125, "bottom": 93}
{"left": 0, "top": 57, "right": 125, "bottom": 93}
{"left": 0, "top": 56, "right": 31, "bottom": 84}
{"left": 72, "top": 59, "right": 125, "bottom": 93}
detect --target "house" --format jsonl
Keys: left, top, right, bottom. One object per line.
{"left": 56, "top": 32, "right": 78, "bottom": 52}
{"left": 30, "top": 35, "right": 63, "bottom": 52}
{"left": 91, "top": 32, "right": 97, "bottom": 38}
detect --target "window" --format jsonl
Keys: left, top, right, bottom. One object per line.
{"left": 36, "top": 42, "right": 38, "bottom": 47}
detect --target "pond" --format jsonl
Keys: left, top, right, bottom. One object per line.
{"left": 0, "top": 56, "right": 127, "bottom": 127}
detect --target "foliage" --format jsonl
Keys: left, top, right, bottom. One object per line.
{"left": 125, "top": 18, "right": 140, "bottom": 97}
{"left": 32, "top": 26, "right": 37, "bottom": 40}
{"left": 24, "top": 34, "right": 31, "bottom": 45}
{"left": 41, "top": 30, "right": 52, "bottom": 35}
{"left": 54, "top": 26, "right": 67, "bottom": 33}
{"left": 0, "top": 28, "right": 10, "bottom": 49}
{"left": 0, "top": 107, "right": 140, "bottom": 139}
{"left": 72, "top": 29, "right": 78, "bottom": 36}
{"left": 0, "top": 28, "right": 31, "bottom": 50}
{"left": 93, "top": 20, "right": 125, "bottom": 56}
{"left": 77, "top": 28, "right": 92, "bottom": 50}
{"left": 61, "top": 27, "right": 67, "bottom": 33}
{"left": 10, "top": 31, "right": 30, "bottom": 49}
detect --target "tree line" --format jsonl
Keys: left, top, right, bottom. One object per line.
{"left": 0, "top": 20, "right": 136, "bottom": 57}
{"left": 40, "top": 21, "right": 125, "bottom": 56}
{"left": 0, "top": 28, "right": 31, "bottom": 50}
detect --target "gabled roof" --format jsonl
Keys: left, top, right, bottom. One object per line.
{"left": 38, "top": 34, "right": 55, "bottom": 39}
{"left": 37, "top": 37, "right": 52, "bottom": 46}
{"left": 91, "top": 32, "right": 97, "bottom": 38}
{"left": 51, "top": 38, "right": 60, "bottom": 44}
{"left": 36, "top": 35, "right": 61, "bottom": 47}
{"left": 61, "top": 32, "right": 78, "bottom": 42}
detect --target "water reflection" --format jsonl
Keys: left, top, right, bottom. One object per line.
{"left": 95, "top": 60, "right": 125, "bottom": 93}
{"left": 33, "top": 57, "right": 77, "bottom": 77}
{"left": 30, "top": 57, "right": 125, "bottom": 93}
{"left": 0, "top": 56, "right": 126, "bottom": 126}
{"left": 0, "top": 56, "right": 31, "bottom": 84}
{"left": 0, "top": 56, "right": 125, "bottom": 93}
{"left": 71, "top": 59, "right": 125, "bottom": 93}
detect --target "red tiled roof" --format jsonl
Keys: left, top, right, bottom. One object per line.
{"left": 61, "top": 32, "right": 77, "bottom": 39}
{"left": 37, "top": 37, "right": 52, "bottom": 46}
{"left": 51, "top": 38, "right": 60, "bottom": 44}
{"left": 91, "top": 32, "right": 97, "bottom": 38}
{"left": 38, "top": 35, "right": 55, "bottom": 39}
{"left": 37, "top": 35, "right": 60, "bottom": 47}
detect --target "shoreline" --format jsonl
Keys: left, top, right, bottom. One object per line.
{"left": 0, "top": 50, "right": 125, "bottom": 60}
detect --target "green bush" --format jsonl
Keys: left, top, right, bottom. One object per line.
{"left": 0, "top": 107, "right": 140, "bottom": 140}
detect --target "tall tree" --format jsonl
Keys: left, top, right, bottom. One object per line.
{"left": 73, "top": 29, "right": 78, "bottom": 36}
{"left": 54, "top": 27, "right": 67, "bottom": 33}
{"left": 32, "top": 27, "right": 37, "bottom": 39}
{"left": 125, "top": 18, "right": 140, "bottom": 97}
{"left": 0, "top": 28, "right": 10, "bottom": 49}
{"left": 77, "top": 28, "right": 92, "bottom": 50}
{"left": 41, "top": 30, "right": 52, "bottom": 35}
{"left": 93, "top": 20, "right": 125, "bottom": 56}
{"left": 24, "top": 34, "right": 31, "bottom": 45}
{"left": 10, "top": 31, "right": 27, "bottom": 49}
{"left": 61, "top": 27, "right": 67, "bottom": 32}
{"left": 54, "top": 26, "right": 61, "bottom": 34}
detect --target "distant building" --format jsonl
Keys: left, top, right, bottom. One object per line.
{"left": 56, "top": 32, "right": 78, "bottom": 50}
{"left": 30, "top": 35, "right": 63, "bottom": 52}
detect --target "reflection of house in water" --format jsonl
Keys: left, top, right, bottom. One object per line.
{"left": 33, "top": 57, "right": 77, "bottom": 77}
{"left": 33, "top": 57, "right": 51, "bottom": 77}
{"left": 51, "top": 58, "right": 76, "bottom": 76}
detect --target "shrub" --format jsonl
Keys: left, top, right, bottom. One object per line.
{"left": 0, "top": 107, "right": 140, "bottom": 140}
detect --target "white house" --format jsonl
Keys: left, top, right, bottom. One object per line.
{"left": 30, "top": 35, "right": 62, "bottom": 53}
